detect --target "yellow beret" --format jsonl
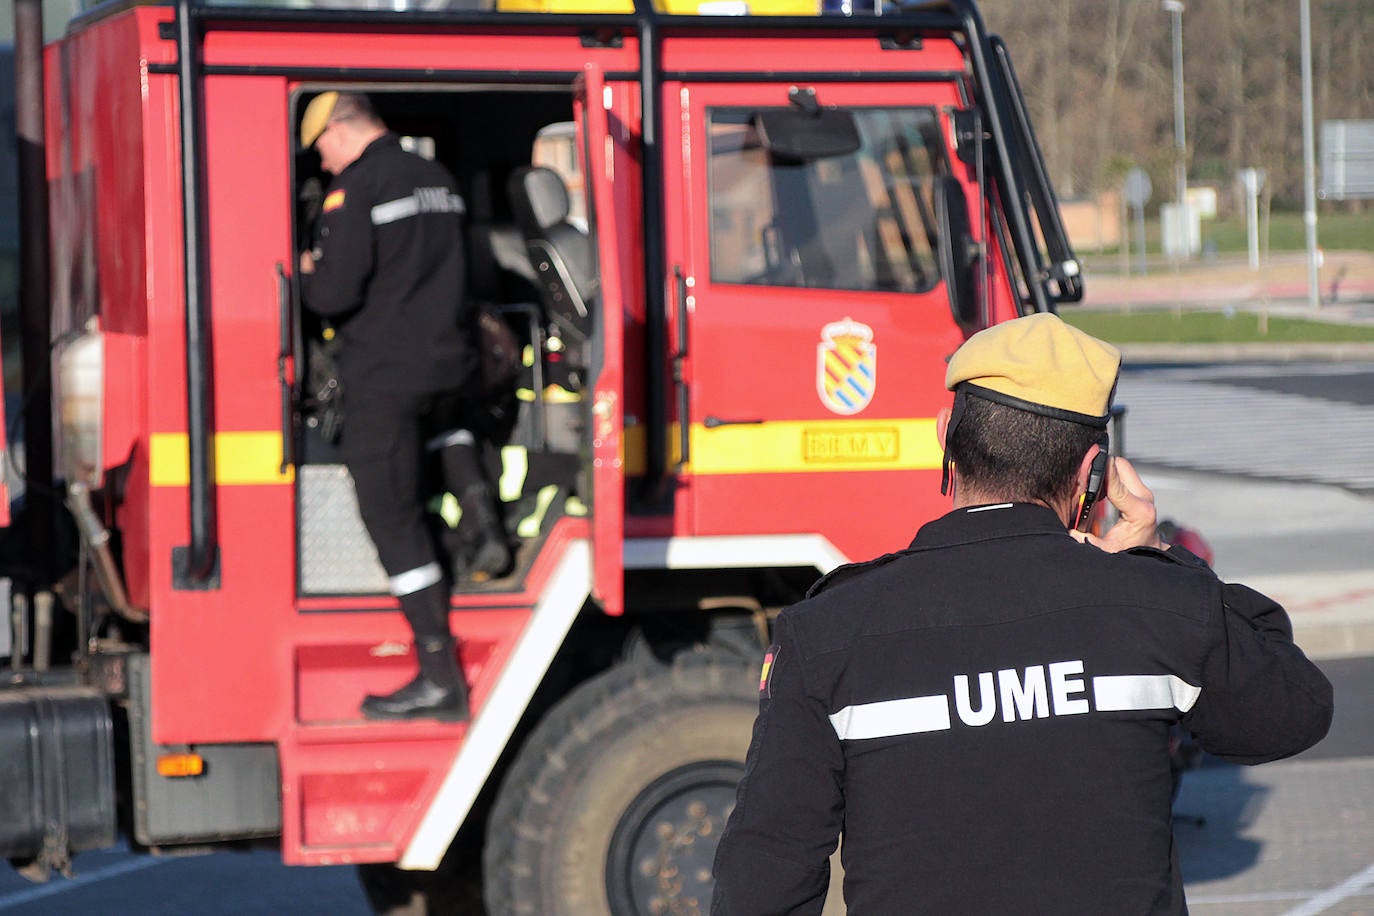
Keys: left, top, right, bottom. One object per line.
{"left": 945, "top": 313, "right": 1120, "bottom": 426}
{"left": 300, "top": 91, "right": 339, "bottom": 149}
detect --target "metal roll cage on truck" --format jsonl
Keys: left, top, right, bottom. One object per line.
{"left": 1, "top": 0, "right": 1082, "bottom": 910}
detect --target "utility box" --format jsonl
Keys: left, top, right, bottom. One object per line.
{"left": 1160, "top": 202, "right": 1201, "bottom": 259}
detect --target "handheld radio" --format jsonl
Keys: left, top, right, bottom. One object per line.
{"left": 1074, "top": 435, "right": 1110, "bottom": 532}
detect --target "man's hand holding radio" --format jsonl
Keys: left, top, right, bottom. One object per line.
{"left": 1070, "top": 456, "right": 1165, "bottom": 553}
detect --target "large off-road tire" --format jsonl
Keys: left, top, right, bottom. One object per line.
{"left": 482, "top": 652, "right": 759, "bottom": 916}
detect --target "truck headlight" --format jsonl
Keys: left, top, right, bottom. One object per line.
{"left": 56, "top": 321, "right": 104, "bottom": 490}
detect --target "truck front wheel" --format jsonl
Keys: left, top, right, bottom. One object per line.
{"left": 483, "top": 652, "right": 758, "bottom": 916}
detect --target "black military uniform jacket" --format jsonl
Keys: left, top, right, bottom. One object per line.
{"left": 301, "top": 133, "right": 472, "bottom": 394}
{"left": 712, "top": 503, "right": 1333, "bottom": 915}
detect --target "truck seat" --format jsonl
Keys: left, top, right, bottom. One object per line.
{"left": 506, "top": 166, "right": 597, "bottom": 344}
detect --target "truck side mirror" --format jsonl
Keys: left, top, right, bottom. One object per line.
{"left": 935, "top": 175, "right": 980, "bottom": 331}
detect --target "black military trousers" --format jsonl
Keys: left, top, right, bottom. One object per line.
{"left": 342, "top": 388, "right": 483, "bottom": 641}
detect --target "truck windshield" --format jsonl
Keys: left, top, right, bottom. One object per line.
{"left": 708, "top": 107, "right": 946, "bottom": 293}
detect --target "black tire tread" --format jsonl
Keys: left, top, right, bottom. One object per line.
{"left": 483, "top": 651, "right": 757, "bottom": 916}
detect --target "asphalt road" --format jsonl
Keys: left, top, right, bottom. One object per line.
{"left": 1117, "top": 361, "right": 1374, "bottom": 496}
{"left": 1175, "top": 754, "right": 1374, "bottom": 916}
{"left": 1176, "top": 655, "right": 1374, "bottom": 916}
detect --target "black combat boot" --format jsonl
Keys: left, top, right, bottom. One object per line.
{"left": 458, "top": 484, "right": 512, "bottom": 583}
{"left": 360, "top": 636, "right": 470, "bottom": 722}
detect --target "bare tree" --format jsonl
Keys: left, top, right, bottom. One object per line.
{"left": 979, "top": 0, "right": 1374, "bottom": 212}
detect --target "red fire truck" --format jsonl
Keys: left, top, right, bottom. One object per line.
{"left": 1, "top": 0, "right": 1083, "bottom": 911}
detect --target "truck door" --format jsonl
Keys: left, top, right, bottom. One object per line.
{"left": 575, "top": 67, "right": 626, "bottom": 616}
{"left": 0, "top": 361, "right": 7, "bottom": 527}
{"left": 667, "top": 81, "right": 975, "bottom": 564}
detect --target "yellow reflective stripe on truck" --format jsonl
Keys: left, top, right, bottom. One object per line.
{"left": 150, "top": 420, "right": 938, "bottom": 484}
{"left": 689, "top": 417, "right": 942, "bottom": 475}
{"left": 621, "top": 418, "right": 942, "bottom": 477}
{"left": 149, "top": 432, "right": 294, "bottom": 487}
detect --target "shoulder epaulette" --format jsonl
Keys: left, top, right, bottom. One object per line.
{"left": 805, "top": 549, "right": 911, "bottom": 599}
{"left": 1125, "top": 544, "right": 1211, "bottom": 570}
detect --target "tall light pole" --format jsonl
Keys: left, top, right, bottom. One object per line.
{"left": 1162, "top": 0, "right": 1188, "bottom": 260}
{"left": 1299, "top": 0, "right": 1321, "bottom": 308}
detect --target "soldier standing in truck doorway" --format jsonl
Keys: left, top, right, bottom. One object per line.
{"left": 712, "top": 313, "right": 1333, "bottom": 913}
{"left": 298, "top": 91, "right": 510, "bottom": 722}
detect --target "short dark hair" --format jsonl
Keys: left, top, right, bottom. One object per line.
{"left": 330, "top": 92, "right": 383, "bottom": 130}
{"left": 946, "top": 394, "right": 1101, "bottom": 505}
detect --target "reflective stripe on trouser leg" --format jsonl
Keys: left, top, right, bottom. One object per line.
{"left": 426, "top": 428, "right": 475, "bottom": 452}
{"left": 390, "top": 561, "right": 444, "bottom": 597}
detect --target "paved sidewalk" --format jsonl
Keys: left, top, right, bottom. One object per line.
{"left": 1145, "top": 468, "right": 1374, "bottom": 663}
{"left": 1081, "top": 250, "right": 1374, "bottom": 315}
{"left": 1249, "top": 572, "right": 1374, "bottom": 661}
{"left": 1117, "top": 340, "right": 1374, "bottom": 364}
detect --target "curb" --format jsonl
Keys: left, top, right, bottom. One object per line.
{"left": 1118, "top": 342, "right": 1374, "bottom": 364}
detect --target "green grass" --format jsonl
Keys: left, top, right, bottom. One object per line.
{"left": 1088, "top": 210, "right": 1374, "bottom": 258}
{"left": 1062, "top": 308, "right": 1374, "bottom": 344}
{"left": 1205, "top": 211, "right": 1374, "bottom": 253}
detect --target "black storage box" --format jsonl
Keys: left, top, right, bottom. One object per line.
{"left": 0, "top": 686, "right": 116, "bottom": 860}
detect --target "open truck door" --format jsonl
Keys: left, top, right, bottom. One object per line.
{"left": 575, "top": 65, "right": 627, "bottom": 617}
{"left": 0, "top": 340, "right": 8, "bottom": 528}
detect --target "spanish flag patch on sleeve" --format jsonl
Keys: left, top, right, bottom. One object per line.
{"left": 323, "top": 189, "right": 346, "bottom": 212}
{"left": 759, "top": 645, "right": 779, "bottom": 698}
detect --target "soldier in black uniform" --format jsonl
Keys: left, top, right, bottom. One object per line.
{"left": 712, "top": 313, "right": 1333, "bottom": 914}
{"left": 298, "top": 91, "right": 510, "bottom": 721}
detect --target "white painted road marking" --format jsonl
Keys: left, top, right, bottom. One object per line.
{"left": 0, "top": 856, "right": 165, "bottom": 910}
{"left": 1117, "top": 367, "right": 1374, "bottom": 492}
{"left": 1280, "top": 861, "right": 1374, "bottom": 916}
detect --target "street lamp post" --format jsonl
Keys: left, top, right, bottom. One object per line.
{"left": 1162, "top": 0, "right": 1188, "bottom": 260}
{"left": 1299, "top": 0, "right": 1321, "bottom": 309}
